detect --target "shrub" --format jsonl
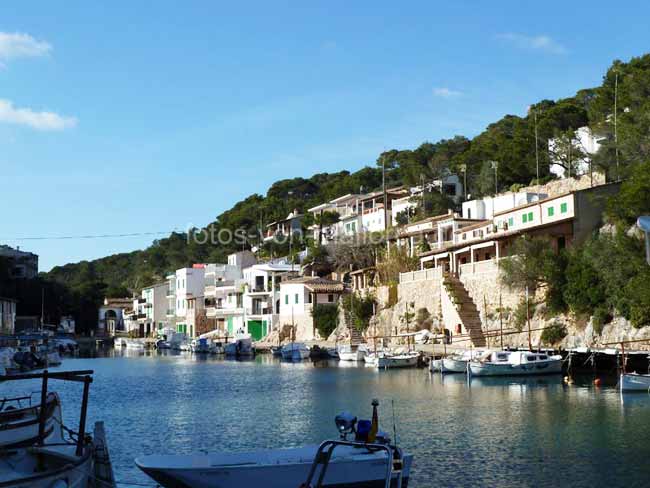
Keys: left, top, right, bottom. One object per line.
{"left": 541, "top": 323, "right": 568, "bottom": 345}
{"left": 340, "top": 293, "right": 376, "bottom": 331}
{"left": 312, "top": 304, "right": 339, "bottom": 338}
{"left": 415, "top": 308, "right": 431, "bottom": 329}
{"left": 591, "top": 306, "right": 611, "bottom": 336}
{"left": 387, "top": 283, "right": 398, "bottom": 308}
{"left": 513, "top": 298, "right": 534, "bottom": 332}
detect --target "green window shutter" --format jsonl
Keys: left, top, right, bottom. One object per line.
{"left": 522, "top": 213, "right": 527, "bottom": 223}
{"left": 285, "top": 295, "right": 288, "bottom": 305}
{"left": 295, "top": 293, "right": 299, "bottom": 304}
{"left": 548, "top": 207, "right": 554, "bottom": 217}
{"left": 528, "top": 211, "right": 533, "bottom": 222}
{"left": 508, "top": 217, "right": 514, "bottom": 227}
{"left": 560, "top": 202, "right": 568, "bottom": 213}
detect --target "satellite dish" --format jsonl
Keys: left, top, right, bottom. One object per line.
{"left": 637, "top": 216, "right": 650, "bottom": 232}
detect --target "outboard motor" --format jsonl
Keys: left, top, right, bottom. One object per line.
{"left": 334, "top": 412, "right": 357, "bottom": 440}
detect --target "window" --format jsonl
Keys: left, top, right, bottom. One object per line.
{"left": 522, "top": 213, "right": 527, "bottom": 223}
{"left": 560, "top": 202, "right": 568, "bottom": 213}
{"left": 308, "top": 294, "right": 312, "bottom": 304}
{"left": 548, "top": 206, "right": 554, "bottom": 217}
{"left": 328, "top": 294, "right": 334, "bottom": 303}
{"left": 294, "top": 294, "right": 299, "bottom": 304}
{"left": 508, "top": 217, "right": 514, "bottom": 227}
{"left": 284, "top": 295, "right": 288, "bottom": 305}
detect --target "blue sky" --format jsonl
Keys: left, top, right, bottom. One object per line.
{"left": 1, "top": 1, "right": 647, "bottom": 271}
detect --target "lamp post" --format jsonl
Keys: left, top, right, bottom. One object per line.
{"left": 489, "top": 160, "right": 499, "bottom": 195}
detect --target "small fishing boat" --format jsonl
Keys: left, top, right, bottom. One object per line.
{"left": 0, "top": 370, "right": 116, "bottom": 488}
{"left": 440, "top": 349, "right": 486, "bottom": 374}
{"left": 189, "top": 338, "right": 211, "bottom": 354}
{"left": 429, "top": 358, "right": 442, "bottom": 372}
{"left": 327, "top": 347, "right": 339, "bottom": 359}
{"left": 0, "top": 392, "right": 63, "bottom": 448}
{"left": 620, "top": 372, "right": 650, "bottom": 392}
{"left": 136, "top": 400, "right": 412, "bottom": 488}
{"left": 281, "top": 342, "right": 310, "bottom": 361}
{"left": 468, "top": 351, "right": 562, "bottom": 377}
{"left": 373, "top": 351, "right": 419, "bottom": 369}
{"left": 114, "top": 337, "right": 127, "bottom": 348}
{"left": 156, "top": 340, "right": 171, "bottom": 350}
{"left": 224, "top": 332, "right": 254, "bottom": 358}
{"left": 271, "top": 346, "right": 283, "bottom": 357}
{"left": 337, "top": 344, "right": 367, "bottom": 362}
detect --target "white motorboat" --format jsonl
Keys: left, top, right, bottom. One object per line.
{"left": 156, "top": 340, "right": 171, "bottom": 350}
{"left": 337, "top": 344, "right": 367, "bottom": 362}
{"left": 224, "top": 332, "right": 254, "bottom": 357}
{"left": 620, "top": 372, "right": 650, "bottom": 392}
{"left": 137, "top": 401, "right": 413, "bottom": 488}
{"left": 125, "top": 339, "right": 145, "bottom": 351}
{"left": 281, "top": 342, "right": 311, "bottom": 361}
{"left": 114, "top": 337, "right": 127, "bottom": 347}
{"left": 468, "top": 350, "right": 562, "bottom": 376}
{"left": 440, "top": 350, "right": 486, "bottom": 374}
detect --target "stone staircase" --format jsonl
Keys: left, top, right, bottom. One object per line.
{"left": 349, "top": 326, "right": 365, "bottom": 345}
{"left": 444, "top": 274, "right": 487, "bottom": 347}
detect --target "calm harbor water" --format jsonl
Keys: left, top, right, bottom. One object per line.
{"left": 3, "top": 350, "right": 650, "bottom": 487}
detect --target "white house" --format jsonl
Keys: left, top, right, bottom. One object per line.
{"left": 548, "top": 126, "right": 602, "bottom": 178}
{"left": 279, "top": 277, "right": 344, "bottom": 341}
{"left": 0, "top": 245, "right": 38, "bottom": 279}
{"left": 98, "top": 297, "right": 132, "bottom": 336}
{"left": 391, "top": 174, "right": 464, "bottom": 226}
{"left": 264, "top": 211, "right": 303, "bottom": 242}
{"left": 174, "top": 266, "right": 206, "bottom": 337}
{"left": 0, "top": 297, "right": 16, "bottom": 334}
{"left": 138, "top": 282, "right": 169, "bottom": 337}
{"left": 242, "top": 262, "right": 295, "bottom": 340}
{"left": 462, "top": 191, "right": 547, "bottom": 221}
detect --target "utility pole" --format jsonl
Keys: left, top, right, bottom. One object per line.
{"left": 534, "top": 109, "right": 540, "bottom": 185}
{"left": 382, "top": 155, "right": 388, "bottom": 230}
{"left": 614, "top": 71, "right": 620, "bottom": 181}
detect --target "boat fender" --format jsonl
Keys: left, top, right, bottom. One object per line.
{"left": 594, "top": 378, "right": 602, "bottom": 386}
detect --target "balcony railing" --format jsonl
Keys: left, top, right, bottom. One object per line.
{"left": 247, "top": 307, "right": 273, "bottom": 316}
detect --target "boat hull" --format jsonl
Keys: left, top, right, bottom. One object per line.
{"left": 620, "top": 372, "right": 650, "bottom": 392}
{"left": 376, "top": 355, "right": 418, "bottom": 369}
{"left": 137, "top": 447, "right": 411, "bottom": 488}
{"left": 469, "top": 359, "right": 562, "bottom": 376}
{"left": 441, "top": 358, "right": 467, "bottom": 373}
{"left": 338, "top": 350, "right": 366, "bottom": 362}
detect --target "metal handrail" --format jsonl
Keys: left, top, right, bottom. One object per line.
{"left": 301, "top": 439, "right": 399, "bottom": 488}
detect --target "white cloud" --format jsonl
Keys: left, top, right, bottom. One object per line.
{"left": 0, "top": 32, "right": 52, "bottom": 67}
{"left": 0, "top": 99, "right": 77, "bottom": 131}
{"left": 497, "top": 33, "right": 567, "bottom": 54}
{"left": 433, "top": 87, "right": 462, "bottom": 98}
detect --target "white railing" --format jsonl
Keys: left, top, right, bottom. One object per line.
{"left": 399, "top": 267, "right": 442, "bottom": 284}
{"left": 458, "top": 259, "right": 498, "bottom": 277}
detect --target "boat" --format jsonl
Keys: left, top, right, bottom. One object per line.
{"left": 125, "top": 339, "right": 145, "bottom": 351}
{"left": 136, "top": 400, "right": 412, "bottom": 488}
{"left": 326, "top": 347, "right": 339, "bottom": 359}
{"left": 210, "top": 341, "right": 225, "bottom": 355}
{"left": 429, "top": 358, "right": 442, "bottom": 372}
{"left": 0, "top": 369, "right": 116, "bottom": 488}
{"left": 337, "top": 344, "right": 367, "bottom": 362}
{"left": 271, "top": 346, "right": 283, "bottom": 357}
{"left": 620, "top": 372, "right": 650, "bottom": 392}
{"left": 373, "top": 351, "right": 419, "bottom": 369}
{"left": 224, "top": 332, "right": 254, "bottom": 358}
{"left": 156, "top": 340, "right": 171, "bottom": 350}
{"left": 440, "top": 349, "right": 486, "bottom": 374}
{"left": 468, "top": 350, "right": 562, "bottom": 377}
{"left": 190, "top": 338, "right": 211, "bottom": 354}
{"left": 114, "top": 337, "right": 127, "bottom": 348}
{"left": 281, "top": 342, "right": 311, "bottom": 361}
{"left": 0, "top": 392, "right": 63, "bottom": 448}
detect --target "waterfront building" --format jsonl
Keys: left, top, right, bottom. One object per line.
{"left": 98, "top": 297, "right": 132, "bottom": 336}
{"left": 278, "top": 277, "right": 344, "bottom": 340}
{"left": 264, "top": 211, "right": 303, "bottom": 242}
{"left": 0, "top": 245, "right": 38, "bottom": 279}
{"left": 138, "top": 282, "right": 169, "bottom": 337}
{"left": 173, "top": 266, "right": 206, "bottom": 338}
{"left": 0, "top": 297, "right": 16, "bottom": 334}
{"left": 390, "top": 174, "right": 464, "bottom": 226}
{"left": 241, "top": 262, "right": 296, "bottom": 340}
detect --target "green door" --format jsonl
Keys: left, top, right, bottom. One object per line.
{"left": 227, "top": 317, "right": 234, "bottom": 334}
{"left": 247, "top": 320, "right": 263, "bottom": 340}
